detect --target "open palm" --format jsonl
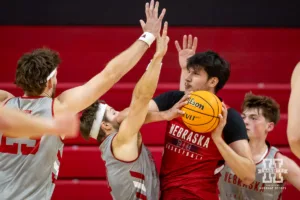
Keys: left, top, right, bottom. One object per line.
{"left": 175, "top": 35, "right": 198, "bottom": 69}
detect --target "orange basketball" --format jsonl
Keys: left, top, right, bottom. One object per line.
{"left": 181, "top": 90, "right": 222, "bottom": 133}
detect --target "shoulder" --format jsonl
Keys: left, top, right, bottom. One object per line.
{"left": 225, "top": 108, "right": 245, "bottom": 127}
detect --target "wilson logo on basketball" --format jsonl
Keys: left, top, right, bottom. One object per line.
{"left": 188, "top": 98, "right": 204, "bottom": 110}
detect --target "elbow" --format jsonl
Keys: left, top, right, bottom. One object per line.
{"left": 0, "top": 116, "right": 11, "bottom": 132}
{"left": 242, "top": 173, "right": 255, "bottom": 185}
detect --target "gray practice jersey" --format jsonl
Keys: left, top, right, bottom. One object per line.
{"left": 218, "top": 145, "right": 285, "bottom": 200}
{"left": 100, "top": 133, "right": 160, "bottom": 200}
{"left": 0, "top": 97, "right": 63, "bottom": 200}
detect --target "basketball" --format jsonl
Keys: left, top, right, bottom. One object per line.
{"left": 181, "top": 90, "right": 222, "bottom": 133}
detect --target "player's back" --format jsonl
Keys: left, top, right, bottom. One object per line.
{"left": 0, "top": 97, "right": 63, "bottom": 200}
{"left": 100, "top": 133, "right": 160, "bottom": 200}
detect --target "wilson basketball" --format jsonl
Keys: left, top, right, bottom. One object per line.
{"left": 181, "top": 90, "right": 222, "bottom": 133}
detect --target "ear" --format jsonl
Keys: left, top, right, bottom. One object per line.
{"left": 266, "top": 122, "right": 275, "bottom": 132}
{"left": 208, "top": 77, "right": 219, "bottom": 88}
{"left": 101, "top": 121, "right": 112, "bottom": 132}
{"left": 46, "top": 79, "right": 53, "bottom": 90}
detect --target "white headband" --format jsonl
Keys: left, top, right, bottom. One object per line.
{"left": 89, "top": 103, "right": 107, "bottom": 139}
{"left": 47, "top": 69, "right": 57, "bottom": 81}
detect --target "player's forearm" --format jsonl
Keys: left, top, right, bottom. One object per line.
{"left": 104, "top": 40, "right": 149, "bottom": 81}
{"left": 213, "top": 137, "right": 255, "bottom": 185}
{"left": 288, "top": 126, "right": 300, "bottom": 158}
{"left": 0, "top": 107, "right": 57, "bottom": 138}
{"left": 179, "top": 68, "right": 188, "bottom": 91}
{"left": 133, "top": 55, "right": 163, "bottom": 101}
{"left": 144, "top": 111, "right": 167, "bottom": 124}
{"left": 288, "top": 72, "right": 300, "bottom": 159}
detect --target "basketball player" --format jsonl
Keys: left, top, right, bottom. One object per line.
{"left": 0, "top": 1, "right": 166, "bottom": 199}
{"left": 0, "top": 106, "right": 78, "bottom": 138}
{"left": 146, "top": 36, "right": 256, "bottom": 200}
{"left": 288, "top": 62, "right": 300, "bottom": 158}
{"left": 80, "top": 21, "right": 169, "bottom": 199}
{"left": 218, "top": 93, "right": 300, "bottom": 199}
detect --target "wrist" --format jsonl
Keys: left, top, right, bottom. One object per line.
{"left": 212, "top": 134, "right": 224, "bottom": 143}
{"left": 138, "top": 32, "right": 155, "bottom": 47}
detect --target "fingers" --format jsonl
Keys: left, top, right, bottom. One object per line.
{"left": 154, "top": 1, "right": 159, "bottom": 19}
{"left": 178, "top": 93, "right": 191, "bottom": 104}
{"left": 175, "top": 40, "right": 182, "bottom": 52}
{"left": 221, "top": 102, "right": 228, "bottom": 120}
{"left": 178, "top": 101, "right": 188, "bottom": 108}
{"left": 187, "top": 34, "right": 193, "bottom": 49}
{"left": 149, "top": 0, "right": 154, "bottom": 17}
{"left": 182, "top": 35, "right": 187, "bottom": 49}
{"left": 192, "top": 37, "right": 198, "bottom": 52}
{"left": 139, "top": 20, "right": 146, "bottom": 29}
{"left": 158, "top": 8, "right": 166, "bottom": 21}
{"left": 145, "top": 2, "right": 150, "bottom": 19}
{"left": 162, "top": 21, "right": 168, "bottom": 38}
{"left": 177, "top": 109, "right": 185, "bottom": 115}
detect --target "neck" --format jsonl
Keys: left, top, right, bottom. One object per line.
{"left": 249, "top": 137, "right": 268, "bottom": 162}
{"left": 23, "top": 91, "right": 50, "bottom": 98}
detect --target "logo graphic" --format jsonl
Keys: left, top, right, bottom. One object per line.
{"left": 258, "top": 158, "right": 288, "bottom": 183}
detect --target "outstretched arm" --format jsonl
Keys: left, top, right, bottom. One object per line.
{"left": 55, "top": 0, "right": 166, "bottom": 115}
{"left": 288, "top": 62, "right": 300, "bottom": 158}
{"left": 112, "top": 22, "right": 169, "bottom": 161}
{"left": 0, "top": 107, "right": 78, "bottom": 138}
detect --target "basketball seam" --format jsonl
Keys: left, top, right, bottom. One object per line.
{"left": 182, "top": 106, "right": 219, "bottom": 118}
{"left": 182, "top": 106, "right": 216, "bottom": 126}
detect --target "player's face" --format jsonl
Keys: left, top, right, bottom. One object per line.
{"left": 184, "top": 67, "right": 211, "bottom": 93}
{"left": 105, "top": 105, "right": 120, "bottom": 130}
{"left": 241, "top": 108, "right": 271, "bottom": 139}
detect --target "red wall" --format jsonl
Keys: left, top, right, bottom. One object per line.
{"left": 0, "top": 26, "right": 299, "bottom": 84}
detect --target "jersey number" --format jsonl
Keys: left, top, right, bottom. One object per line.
{"left": 0, "top": 109, "right": 40, "bottom": 155}
{"left": 0, "top": 135, "right": 41, "bottom": 155}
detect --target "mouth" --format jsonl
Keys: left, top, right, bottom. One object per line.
{"left": 185, "top": 82, "right": 191, "bottom": 89}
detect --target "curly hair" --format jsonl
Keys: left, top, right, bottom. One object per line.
{"left": 242, "top": 93, "right": 280, "bottom": 124}
{"left": 15, "top": 48, "right": 61, "bottom": 96}
{"left": 80, "top": 100, "right": 108, "bottom": 142}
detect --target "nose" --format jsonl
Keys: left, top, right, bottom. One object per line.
{"left": 185, "top": 72, "right": 192, "bottom": 82}
{"left": 243, "top": 117, "right": 249, "bottom": 125}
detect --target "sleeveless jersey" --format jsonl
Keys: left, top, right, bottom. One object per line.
{"left": 159, "top": 117, "right": 224, "bottom": 200}
{"left": 100, "top": 133, "right": 160, "bottom": 200}
{"left": 0, "top": 97, "right": 63, "bottom": 200}
{"left": 218, "top": 145, "right": 284, "bottom": 200}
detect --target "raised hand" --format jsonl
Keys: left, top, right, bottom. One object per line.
{"left": 140, "top": 0, "right": 166, "bottom": 38}
{"left": 155, "top": 21, "right": 169, "bottom": 58}
{"left": 175, "top": 35, "right": 198, "bottom": 69}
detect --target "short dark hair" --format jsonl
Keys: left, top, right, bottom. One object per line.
{"left": 15, "top": 48, "right": 61, "bottom": 96}
{"left": 187, "top": 50, "right": 230, "bottom": 92}
{"left": 242, "top": 93, "right": 280, "bottom": 124}
{"left": 80, "top": 100, "right": 108, "bottom": 142}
